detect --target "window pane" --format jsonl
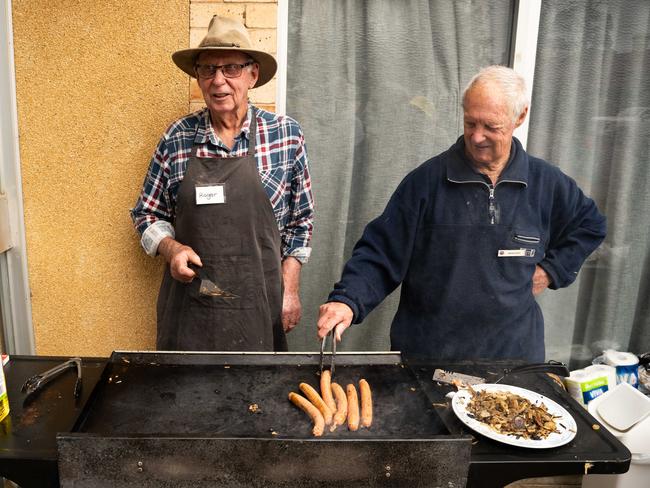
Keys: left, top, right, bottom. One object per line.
{"left": 286, "top": 0, "right": 515, "bottom": 351}
{"left": 528, "top": 0, "right": 650, "bottom": 365}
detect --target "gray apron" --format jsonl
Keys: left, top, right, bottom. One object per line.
{"left": 156, "top": 110, "right": 287, "bottom": 351}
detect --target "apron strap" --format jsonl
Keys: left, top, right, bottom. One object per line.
{"left": 247, "top": 107, "right": 258, "bottom": 157}
{"left": 190, "top": 121, "right": 201, "bottom": 159}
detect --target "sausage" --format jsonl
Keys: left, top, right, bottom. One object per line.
{"left": 288, "top": 392, "right": 325, "bottom": 437}
{"left": 346, "top": 383, "right": 360, "bottom": 431}
{"left": 320, "top": 370, "right": 338, "bottom": 431}
{"left": 359, "top": 378, "right": 373, "bottom": 428}
{"left": 320, "top": 369, "right": 337, "bottom": 413}
{"left": 299, "top": 382, "right": 333, "bottom": 426}
{"left": 331, "top": 382, "right": 348, "bottom": 430}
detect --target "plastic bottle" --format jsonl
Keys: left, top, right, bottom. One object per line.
{"left": 0, "top": 358, "right": 9, "bottom": 422}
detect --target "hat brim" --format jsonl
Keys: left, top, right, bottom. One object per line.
{"left": 172, "top": 47, "right": 277, "bottom": 88}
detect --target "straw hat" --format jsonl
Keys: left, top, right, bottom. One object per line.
{"left": 172, "top": 15, "right": 277, "bottom": 88}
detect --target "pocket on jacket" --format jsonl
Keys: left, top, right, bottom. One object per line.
{"left": 512, "top": 230, "right": 541, "bottom": 245}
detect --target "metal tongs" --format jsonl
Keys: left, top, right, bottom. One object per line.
{"left": 319, "top": 330, "right": 337, "bottom": 376}
{"left": 21, "top": 357, "right": 82, "bottom": 403}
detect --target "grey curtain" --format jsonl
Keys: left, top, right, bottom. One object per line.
{"left": 286, "top": 0, "right": 514, "bottom": 351}
{"left": 528, "top": 0, "right": 650, "bottom": 366}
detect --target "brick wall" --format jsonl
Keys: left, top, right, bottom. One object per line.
{"left": 189, "top": 0, "right": 278, "bottom": 113}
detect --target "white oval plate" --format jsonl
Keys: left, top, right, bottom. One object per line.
{"left": 451, "top": 384, "right": 577, "bottom": 448}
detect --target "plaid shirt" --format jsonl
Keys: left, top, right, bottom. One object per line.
{"left": 130, "top": 105, "right": 314, "bottom": 262}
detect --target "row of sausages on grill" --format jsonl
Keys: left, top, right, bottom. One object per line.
{"left": 288, "top": 370, "right": 373, "bottom": 436}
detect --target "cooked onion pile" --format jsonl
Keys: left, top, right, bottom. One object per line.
{"left": 466, "top": 388, "right": 560, "bottom": 440}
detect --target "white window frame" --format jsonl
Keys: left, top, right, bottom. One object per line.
{"left": 0, "top": 0, "right": 35, "bottom": 354}
{"left": 510, "top": 0, "right": 542, "bottom": 149}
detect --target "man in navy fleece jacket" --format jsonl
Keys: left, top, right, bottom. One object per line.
{"left": 317, "top": 66, "right": 606, "bottom": 362}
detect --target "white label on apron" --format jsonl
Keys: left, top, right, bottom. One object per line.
{"left": 498, "top": 248, "right": 535, "bottom": 257}
{"left": 196, "top": 185, "right": 225, "bottom": 205}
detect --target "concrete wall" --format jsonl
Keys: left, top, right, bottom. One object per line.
{"left": 11, "top": 0, "right": 276, "bottom": 355}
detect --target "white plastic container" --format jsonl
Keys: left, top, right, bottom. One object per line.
{"left": 582, "top": 383, "right": 650, "bottom": 488}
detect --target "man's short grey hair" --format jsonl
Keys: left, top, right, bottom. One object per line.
{"left": 462, "top": 66, "right": 529, "bottom": 123}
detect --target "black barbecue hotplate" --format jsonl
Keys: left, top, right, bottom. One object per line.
{"left": 73, "top": 352, "right": 450, "bottom": 438}
{"left": 60, "top": 353, "right": 471, "bottom": 487}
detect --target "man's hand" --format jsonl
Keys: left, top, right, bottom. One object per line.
{"left": 282, "top": 291, "right": 301, "bottom": 333}
{"left": 532, "top": 265, "right": 551, "bottom": 296}
{"left": 317, "top": 302, "right": 353, "bottom": 342}
{"left": 158, "top": 237, "right": 202, "bottom": 283}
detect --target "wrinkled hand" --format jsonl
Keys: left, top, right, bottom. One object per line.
{"left": 282, "top": 291, "right": 302, "bottom": 333}
{"left": 158, "top": 237, "right": 202, "bottom": 283}
{"left": 317, "top": 302, "right": 353, "bottom": 342}
{"left": 532, "top": 265, "right": 551, "bottom": 296}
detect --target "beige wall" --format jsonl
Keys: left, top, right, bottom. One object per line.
{"left": 12, "top": 0, "right": 188, "bottom": 355}
{"left": 11, "top": 0, "right": 276, "bottom": 356}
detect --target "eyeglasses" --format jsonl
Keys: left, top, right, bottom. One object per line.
{"left": 194, "top": 61, "right": 254, "bottom": 80}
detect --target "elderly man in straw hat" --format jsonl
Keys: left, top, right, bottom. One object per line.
{"left": 131, "top": 16, "right": 314, "bottom": 351}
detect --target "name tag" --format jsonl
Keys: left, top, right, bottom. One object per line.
{"left": 196, "top": 185, "right": 225, "bottom": 205}
{"left": 498, "top": 248, "right": 536, "bottom": 257}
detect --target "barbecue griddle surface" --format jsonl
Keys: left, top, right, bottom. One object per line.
{"left": 75, "top": 353, "right": 449, "bottom": 438}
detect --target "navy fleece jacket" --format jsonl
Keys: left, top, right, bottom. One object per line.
{"left": 328, "top": 136, "right": 606, "bottom": 361}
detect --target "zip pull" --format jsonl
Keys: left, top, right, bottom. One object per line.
{"left": 488, "top": 186, "right": 497, "bottom": 224}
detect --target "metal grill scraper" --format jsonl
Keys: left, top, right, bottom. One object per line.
{"left": 189, "top": 263, "right": 238, "bottom": 298}
{"left": 432, "top": 369, "right": 486, "bottom": 386}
